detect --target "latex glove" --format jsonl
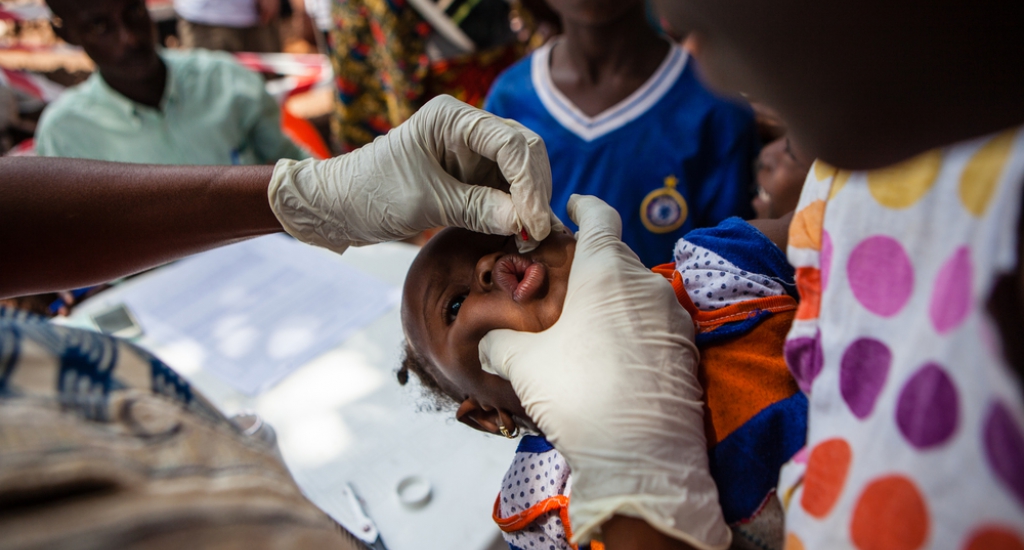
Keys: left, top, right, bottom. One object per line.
{"left": 268, "top": 95, "right": 559, "bottom": 253}
{"left": 479, "top": 195, "right": 731, "bottom": 550}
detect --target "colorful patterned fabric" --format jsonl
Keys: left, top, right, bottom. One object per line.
{"left": 425, "top": 43, "right": 524, "bottom": 109}
{"left": 0, "top": 307, "right": 360, "bottom": 549}
{"left": 654, "top": 221, "right": 804, "bottom": 549}
{"left": 780, "top": 127, "right": 1024, "bottom": 548}
{"left": 327, "top": 0, "right": 431, "bottom": 152}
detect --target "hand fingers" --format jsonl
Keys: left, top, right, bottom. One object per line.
{"left": 515, "top": 212, "right": 565, "bottom": 253}
{"left": 550, "top": 212, "right": 566, "bottom": 234}
{"left": 478, "top": 328, "right": 531, "bottom": 381}
{"left": 567, "top": 194, "right": 623, "bottom": 240}
{"left": 422, "top": 96, "right": 555, "bottom": 243}
{"left": 563, "top": 195, "right": 650, "bottom": 296}
{"left": 501, "top": 119, "right": 555, "bottom": 243}
{"left": 444, "top": 180, "right": 521, "bottom": 235}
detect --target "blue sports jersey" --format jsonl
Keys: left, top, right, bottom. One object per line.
{"left": 485, "top": 41, "right": 758, "bottom": 266}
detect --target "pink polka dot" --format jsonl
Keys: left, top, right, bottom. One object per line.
{"left": 821, "top": 230, "right": 833, "bottom": 291}
{"left": 984, "top": 401, "right": 1024, "bottom": 508}
{"left": 840, "top": 338, "right": 891, "bottom": 419}
{"left": 847, "top": 236, "right": 914, "bottom": 317}
{"left": 929, "top": 247, "right": 972, "bottom": 334}
{"left": 896, "top": 363, "right": 959, "bottom": 449}
{"left": 785, "top": 331, "right": 823, "bottom": 393}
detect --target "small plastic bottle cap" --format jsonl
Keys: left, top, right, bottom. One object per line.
{"left": 396, "top": 476, "right": 432, "bottom": 509}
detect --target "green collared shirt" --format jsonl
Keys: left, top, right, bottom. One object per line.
{"left": 36, "top": 49, "right": 309, "bottom": 165}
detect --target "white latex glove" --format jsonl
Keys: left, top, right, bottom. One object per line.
{"left": 268, "top": 95, "right": 559, "bottom": 253}
{"left": 479, "top": 195, "right": 731, "bottom": 550}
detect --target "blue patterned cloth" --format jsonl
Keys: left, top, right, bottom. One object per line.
{"left": 0, "top": 306, "right": 355, "bottom": 548}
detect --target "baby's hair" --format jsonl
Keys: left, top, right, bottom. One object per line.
{"left": 398, "top": 342, "right": 460, "bottom": 411}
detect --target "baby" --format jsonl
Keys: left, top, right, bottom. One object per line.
{"left": 400, "top": 218, "right": 805, "bottom": 550}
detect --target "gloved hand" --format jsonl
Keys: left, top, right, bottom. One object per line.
{"left": 478, "top": 195, "right": 731, "bottom": 550}
{"left": 268, "top": 95, "right": 559, "bottom": 253}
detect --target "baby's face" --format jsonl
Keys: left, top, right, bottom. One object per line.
{"left": 753, "top": 137, "right": 811, "bottom": 219}
{"left": 401, "top": 228, "right": 576, "bottom": 416}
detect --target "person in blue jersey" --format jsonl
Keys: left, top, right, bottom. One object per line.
{"left": 484, "top": 0, "right": 758, "bottom": 266}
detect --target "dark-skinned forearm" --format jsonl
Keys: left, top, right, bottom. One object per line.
{"left": 602, "top": 516, "right": 699, "bottom": 550}
{"left": 1, "top": 157, "right": 281, "bottom": 298}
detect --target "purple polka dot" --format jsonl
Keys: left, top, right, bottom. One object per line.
{"left": 929, "top": 246, "right": 973, "bottom": 334}
{"left": 785, "top": 331, "right": 823, "bottom": 393}
{"left": 984, "top": 401, "right": 1024, "bottom": 507}
{"left": 821, "top": 230, "right": 833, "bottom": 291}
{"left": 847, "top": 235, "right": 914, "bottom": 317}
{"left": 840, "top": 338, "right": 891, "bottom": 419}
{"left": 896, "top": 363, "right": 959, "bottom": 448}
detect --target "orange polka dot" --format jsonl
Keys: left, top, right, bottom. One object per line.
{"left": 964, "top": 527, "right": 1024, "bottom": 550}
{"left": 790, "top": 200, "right": 826, "bottom": 250}
{"left": 795, "top": 267, "right": 821, "bottom": 321}
{"left": 800, "top": 439, "right": 852, "bottom": 518}
{"left": 960, "top": 129, "right": 1017, "bottom": 217}
{"left": 850, "top": 475, "right": 929, "bottom": 550}
{"left": 785, "top": 533, "right": 805, "bottom": 550}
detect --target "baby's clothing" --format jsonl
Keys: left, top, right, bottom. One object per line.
{"left": 494, "top": 436, "right": 593, "bottom": 550}
{"left": 494, "top": 219, "right": 806, "bottom": 550}
{"left": 675, "top": 217, "right": 795, "bottom": 312}
{"left": 484, "top": 41, "right": 757, "bottom": 267}
{"left": 781, "top": 126, "right": 1024, "bottom": 548}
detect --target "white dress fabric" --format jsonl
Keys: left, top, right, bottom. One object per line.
{"left": 780, "top": 126, "right": 1024, "bottom": 549}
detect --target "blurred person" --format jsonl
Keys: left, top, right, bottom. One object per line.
{"left": 484, "top": 0, "right": 759, "bottom": 266}
{"left": 175, "top": 0, "right": 282, "bottom": 53}
{"left": 652, "top": 0, "right": 1024, "bottom": 547}
{"left": 37, "top": 0, "right": 307, "bottom": 164}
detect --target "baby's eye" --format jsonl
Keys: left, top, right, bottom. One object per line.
{"left": 445, "top": 295, "right": 466, "bottom": 324}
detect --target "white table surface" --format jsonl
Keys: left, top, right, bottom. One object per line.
{"left": 64, "top": 240, "right": 517, "bottom": 550}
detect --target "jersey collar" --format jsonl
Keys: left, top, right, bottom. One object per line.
{"left": 531, "top": 38, "right": 688, "bottom": 142}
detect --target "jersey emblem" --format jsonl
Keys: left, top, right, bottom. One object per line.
{"left": 641, "top": 175, "right": 688, "bottom": 233}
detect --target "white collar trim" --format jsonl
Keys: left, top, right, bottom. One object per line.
{"left": 531, "top": 39, "right": 687, "bottom": 142}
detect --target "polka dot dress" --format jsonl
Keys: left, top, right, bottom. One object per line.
{"left": 780, "top": 127, "right": 1024, "bottom": 549}
{"left": 497, "top": 443, "right": 573, "bottom": 550}
{"left": 674, "top": 239, "right": 785, "bottom": 311}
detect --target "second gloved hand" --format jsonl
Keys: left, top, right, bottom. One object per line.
{"left": 478, "top": 195, "right": 731, "bottom": 550}
{"left": 268, "top": 95, "right": 559, "bottom": 253}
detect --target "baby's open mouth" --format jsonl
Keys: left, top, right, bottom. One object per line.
{"left": 494, "top": 254, "right": 547, "bottom": 302}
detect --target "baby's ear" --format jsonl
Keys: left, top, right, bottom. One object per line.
{"left": 455, "top": 399, "right": 502, "bottom": 436}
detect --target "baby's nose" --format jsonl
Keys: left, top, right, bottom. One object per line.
{"left": 475, "top": 253, "right": 500, "bottom": 289}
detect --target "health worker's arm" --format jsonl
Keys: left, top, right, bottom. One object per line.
{"left": 0, "top": 158, "right": 279, "bottom": 298}
{"left": 2, "top": 96, "right": 559, "bottom": 299}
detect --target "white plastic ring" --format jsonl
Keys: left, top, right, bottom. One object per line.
{"left": 396, "top": 476, "right": 432, "bottom": 509}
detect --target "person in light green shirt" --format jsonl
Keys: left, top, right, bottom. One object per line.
{"left": 36, "top": 0, "right": 308, "bottom": 165}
